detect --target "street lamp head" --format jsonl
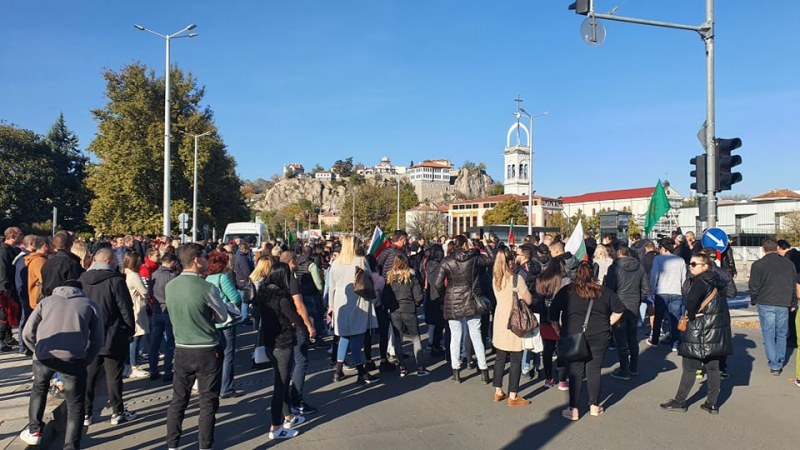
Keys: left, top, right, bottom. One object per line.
{"left": 133, "top": 24, "right": 145, "bottom": 30}
{"left": 188, "top": 33, "right": 199, "bottom": 38}
{"left": 187, "top": 24, "right": 197, "bottom": 30}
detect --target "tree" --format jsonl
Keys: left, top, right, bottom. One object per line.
{"left": 86, "top": 63, "right": 249, "bottom": 235}
{"left": 338, "top": 180, "right": 418, "bottom": 236}
{"left": 332, "top": 157, "right": 354, "bottom": 177}
{"left": 45, "top": 113, "right": 91, "bottom": 230}
{"left": 778, "top": 211, "right": 800, "bottom": 246}
{"left": 311, "top": 163, "right": 325, "bottom": 174}
{"left": 0, "top": 123, "right": 56, "bottom": 229}
{"left": 487, "top": 183, "right": 504, "bottom": 196}
{"left": 545, "top": 212, "right": 569, "bottom": 236}
{"left": 483, "top": 198, "right": 527, "bottom": 226}
{"left": 407, "top": 211, "right": 447, "bottom": 241}
{"left": 627, "top": 217, "right": 642, "bottom": 239}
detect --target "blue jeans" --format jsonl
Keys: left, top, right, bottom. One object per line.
{"left": 757, "top": 304, "right": 789, "bottom": 371}
{"left": 654, "top": 294, "right": 684, "bottom": 345}
{"left": 29, "top": 359, "right": 86, "bottom": 450}
{"left": 129, "top": 335, "right": 147, "bottom": 367}
{"left": 290, "top": 329, "right": 310, "bottom": 406}
{"left": 448, "top": 316, "right": 487, "bottom": 370}
{"left": 219, "top": 327, "right": 237, "bottom": 395}
{"left": 303, "top": 293, "right": 326, "bottom": 339}
{"left": 336, "top": 333, "right": 366, "bottom": 365}
{"left": 149, "top": 313, "right": 175, "bottom": 376}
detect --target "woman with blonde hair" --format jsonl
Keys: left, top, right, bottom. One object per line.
{"left": 123, "top": 252, "right": 150, "bottom": 378}
{"left": 70, "top": 239, "right": 92, "bottom": 269}
{"left": 491, "top": 248, "right": 533, "bottom": 406}
{"left": 593, "top": 244, "right": 613, "bottom": 285}
{"left": 385, "top": 256, "right": 426, "bottom": 377}
{"left": 328, "top": 236, "right": 378, "bottom": 384}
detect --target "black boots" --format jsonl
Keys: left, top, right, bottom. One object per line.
{"left": 333, "top": 362, "right": 345, "bottom": 382}
{"left": 357, "top": 364, "right": 379, "bottom": 385}
{"left": 481, "top": 369, "right": 491, "bottom": 384}
{"left": 451, "top": 368, "right": 461, "bottom": 383}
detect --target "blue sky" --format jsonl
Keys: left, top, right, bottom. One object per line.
{"left": 1, "top": 1, "right": 797, "bottom": 199}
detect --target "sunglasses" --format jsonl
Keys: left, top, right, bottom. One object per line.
{"left": 689, "top": 262, "right": 706, "bottom": 268}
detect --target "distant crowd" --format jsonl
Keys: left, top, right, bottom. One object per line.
{"left": 1, "top": 225, "right": 798, "bottom": 449}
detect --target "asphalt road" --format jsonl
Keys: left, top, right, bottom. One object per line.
{"left": 23, "top": 324, "right": 799, "bottom": 450}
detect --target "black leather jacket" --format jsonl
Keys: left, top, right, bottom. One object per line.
{"left": 679, "top": 270, "right": 733, "bottom": 360}
{"left": 434, "top": 249, "right": 493, "bottom": 320}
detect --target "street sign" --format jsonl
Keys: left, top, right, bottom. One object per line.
{"left": 702, "top": 227, "right": 729, "bottom": 252}
{"left": 178, "top": 213, "right": 189, "bottom": 227}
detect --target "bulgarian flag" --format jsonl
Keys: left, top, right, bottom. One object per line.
{"left": 368, "top": 226, "right": 390, "bottom": 257}
{"left": 565, "top": 218, "right": 588, "bottom": 262}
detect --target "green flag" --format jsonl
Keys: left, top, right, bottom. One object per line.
{"left": 644, "top": 180, "right": 671, "bottom": 235}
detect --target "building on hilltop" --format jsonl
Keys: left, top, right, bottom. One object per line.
{"left": 314, "top": 171, "right": 336, "bottom": 181}
{"left": 560, "top": 183, "right": 684, "bottom": 235}
{"left": 448, "top": 194, "right": 562, "bottom": 236}
{"left": 409, "top": 159, "right": 454, "bottom": 201}
{"left": 283, "top": 163, "right": 305, "bottom": 177}
{"left": 356, "top": 156, "right": 407, "bottom": 177}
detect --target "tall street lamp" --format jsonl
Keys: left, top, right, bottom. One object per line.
{"left": 134, "top": 23, "right": 198, "bottom": 237}
{"left": 181, "top": 130, "right": 212, "bottom": 242}
{"left": 516, "top": 108, "right": 548, "bottom": 235}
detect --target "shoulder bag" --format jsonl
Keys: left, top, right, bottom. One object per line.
{"left": 508, "top": 275, "right": 538, "bottom": 337}
{"left": 557, "top": 299, "right": 594, "bottom": 363}
{"left": 213, "top": 276, "right": 243, "bottom": 330}
{"left": 677, "top": 288, "right": 718, "bottom": 332}
{"left": 354, "top": 265, "right": 376, "bottom": 300}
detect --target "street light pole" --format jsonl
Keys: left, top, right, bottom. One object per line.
{"left": 396, "top": 177, "right": 400, "bottom": 230}
{"left": 181, "top": 130, "right": 212, "bottom": 242}
{"left": 134, "top": 23, "right": 198, "bottom": 237}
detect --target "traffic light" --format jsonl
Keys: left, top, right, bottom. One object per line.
{"left": 716, "top": 137, "right": 742, "bottom": 191}
{"left": 568, "top": 0, "right": 591, "bottom": 15}
{"left": 690, "top": 154, "right": 707, "bottom": 194}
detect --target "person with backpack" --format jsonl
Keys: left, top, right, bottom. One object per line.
{"left": 491, "top": 248, "right": 533, "bottom": 406}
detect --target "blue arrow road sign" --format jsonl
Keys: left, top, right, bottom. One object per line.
{"left": 702, "top": 227, "right": 729, "bottom": 252}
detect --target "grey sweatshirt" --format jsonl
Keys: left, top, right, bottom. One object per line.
{"left": 650, "top": 253, "right": 687, "bottom": 296}
{"left": 22, "top": 286, "right": 105, "bottom": 362}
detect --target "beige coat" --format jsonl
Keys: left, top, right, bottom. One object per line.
{"left": 492, "top": 274, "right": 532, "bottom": 352}
{"left": 125, "top": 269, "right": 149, "bottom": 336}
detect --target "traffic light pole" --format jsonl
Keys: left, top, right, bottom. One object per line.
{"left": 576, "top": 1, "right": 717, "bottom": 226}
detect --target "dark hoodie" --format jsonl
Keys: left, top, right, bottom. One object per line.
{"left": 78, "top": 264, "right": 135, "bottom": 356}
{"left": 604, "top": 256, "right": 650, "bottom": 313}
{"left": 41, "top": 250, "right": 84, "bottom": 296}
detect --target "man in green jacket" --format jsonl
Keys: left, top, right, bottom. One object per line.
{"left": 165, "top": 244, "right": 231, "bottom": 450}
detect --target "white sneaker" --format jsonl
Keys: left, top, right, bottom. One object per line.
{"left": 192, "top": 379, "right": 199, "bottom": 393}
{"left": 19, "top": 429, "right": 41, "bottom": 446}
{"left": 83, "top": 414, "right": 92, "bottom": 426}
{"left": 129, "top": 368, "right": 149, "bottom": 379}
{"left": 269, "top": 428, "right": 299, "bottom": 439}
{"left": 110, "top": 409, "right": 138, "bottom": 425}
{"left": 283, "top": 415, "right": 306, "bottom": 429}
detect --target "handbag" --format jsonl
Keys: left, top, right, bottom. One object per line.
{"left": 508, "top": 275, "right": 538, "bottom": 337}
{"left": 557, "top": 299, "right": 594, "bottom": 364}
{"left": 521, "top": 313, "right": 544, "bottom": 351}
{"left": 677, "top": 288, "right": 718, "bottom": 332}
{"left": 353, "top": 265, "right": 376, "bottom": 300}
{"left": 213, "top": 277, "right": 244, "bottom": 330}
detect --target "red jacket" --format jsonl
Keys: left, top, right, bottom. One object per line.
{"left": 139, "top": 258, "right": 158, "bottom": 281}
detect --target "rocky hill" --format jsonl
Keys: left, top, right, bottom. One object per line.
{"left": 252, "top": 168, "right": 495, "bottom": 213}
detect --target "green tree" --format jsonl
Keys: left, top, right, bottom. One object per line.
{"left": 483, "top": 198, "right": 527, "bottom": 225}
{"left": 338, "top": 180, "right": 418, "bottom": 236}
{"left": 407, "top": 211, "right": 447, "bottom": 240}
{"left": 777, "top": 211, "right": 800, "bottom": 246}
{"left": 0, "top": 123, "right": 56, "bottom": 228}
{"left": 86, "top": 63, "right": 248, "bottom": 235}
{"left": 332, "top": 157, "right": 354, "bottom": 177}
{"left": 45, "top": 113, "right": 92, "bottom": 231}
{"left": 487, "top": 183, "right": 504, "bottom": 196}
{"left": 545, "top": 212, "right": 569, "bottom": 236}
{"left": 627, "top": 217, "right": 642, "bottom": 239}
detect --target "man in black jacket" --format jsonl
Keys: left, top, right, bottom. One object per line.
{"left": 78, "top": 248, "right": 137, "bottom": 425}
{"left": 777, "top": 240, "right": 800, "bottom": 348}
{"left": 40, "top": 231, "right": 83, "bottom": 296}
{"left": 749, "top": 238, "right": 798, "bottom": 375}
{"left": 0, "top": 227, "right": 22, "bottom": 350}
{"left": 605, "top": 245, "right": 650, "bottom": 379}
{"left": 148, "top": 253, "right": 177, "bottom": 381}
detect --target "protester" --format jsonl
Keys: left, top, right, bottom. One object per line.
{"left": 376, "top": 230, "right": 410, "bottom": 372}
{"left": 1, "top": 227, "right": 23, "bottom": 350}
{"left": 149, "top": 253, "right": 177, "bottom": 381}
{"left": 256, "top": 262, "right": 305, "bottom": 440}
{"left": 533, "top": 259, "right": 570, "bottom": 389}
{"left": 165, "top": 243, "right": 231, "bottom": 450}
{"left": 649, "top": 238, "right": 687, "bottom": 351}
{"left": 424, "top": 244, "right": 446, "bottom": 357}
{"left": 660, "top": 251, "right": 732, "bottom": 414}
{"left": 41, "top": 230, "right": 84, "bottom": 296}
{"left": 205, "top": 251, "right": 243, "bottom": 398}
{"left": 20, "top": 280, "right": 104, "bottom": 449}
{"left": 385, "top": 255, "right": 428, "bottom": 377}
{"left": 551, "top": 262, "right": 624, "bottom": 420}
{"left": 123, "top": 252, "right": 150, "bottom": 378}
{"left": 491, "top": 248, "right": 532, "bottom": 406}
{"left": 328, "top": 236, "right": 379, "bottom": 384}
{"left": 79, "top": 247, "right": 137, "bottom": 426}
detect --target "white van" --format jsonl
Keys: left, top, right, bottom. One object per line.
{"left": 222, "top": 222, "right": 270, "bottom": 248}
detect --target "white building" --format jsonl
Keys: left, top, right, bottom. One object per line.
{"left": 448, "top": 194, "right": 563, "bottom": 236}
{"left": 314, "top": 171, "right": 335, "bottom": 180}
{"left": 561, "top": 182, "right": 684, "bottom": 235}
{"left": 409, "top": 159, "right": 452, "bottom": 182}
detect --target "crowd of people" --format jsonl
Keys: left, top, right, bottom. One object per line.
{"left": 0, "top": 224, "right": 798, "bottom": 448}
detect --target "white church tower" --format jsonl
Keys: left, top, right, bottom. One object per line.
{"left": 503, "top": 106, "right": 531, "bottom": 196}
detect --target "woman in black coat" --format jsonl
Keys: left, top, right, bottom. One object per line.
{"left": 660, "top": 251, "right": 733, "bottom": 414}
{"left": 424, "top": 244, "right": 445, "bottom": 356}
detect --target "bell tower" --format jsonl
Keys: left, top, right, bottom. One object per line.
{"left": 503, "top": 102, "right": 530, "bottom": 196}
